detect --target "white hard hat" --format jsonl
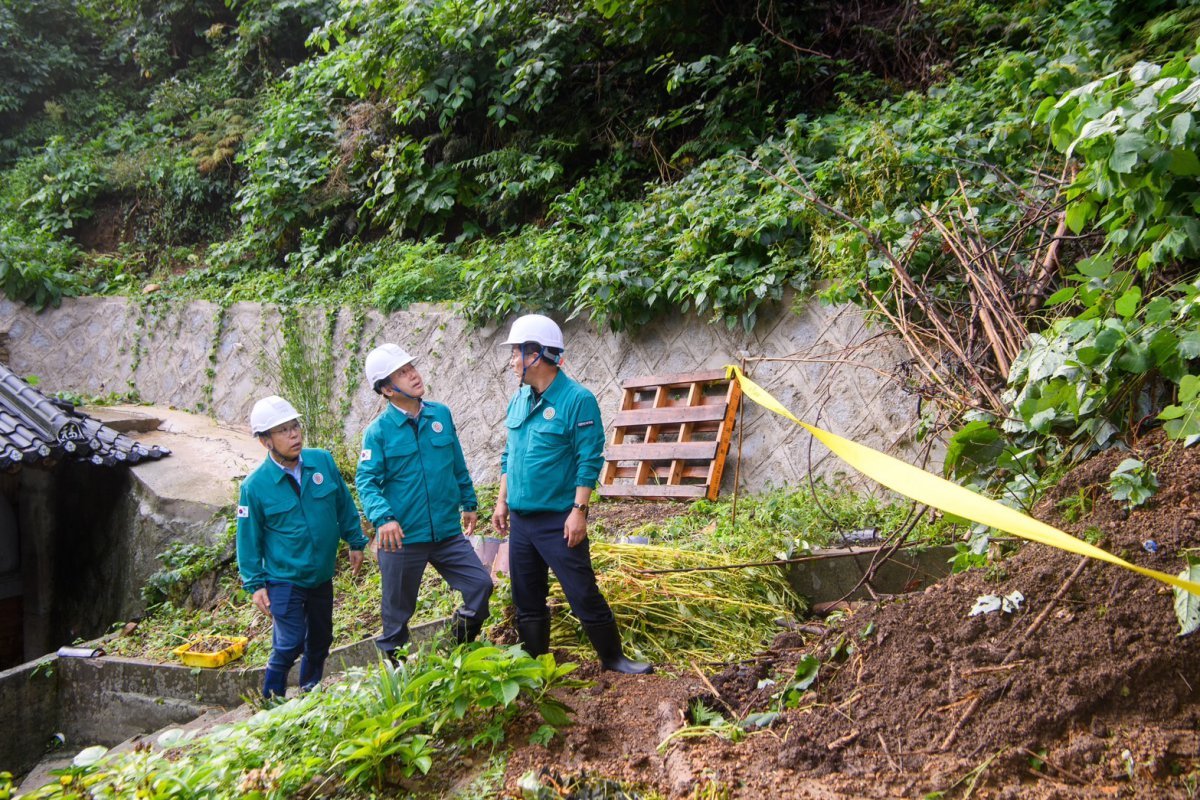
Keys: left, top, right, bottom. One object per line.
{"left": 250, "top": 395, "right": 300, "bottom": 436}
{"left": 502, "top": 314, "right": 564, "bottom": 350}
{"left": 365, "top": 343, "right": 415, "bottom": 393}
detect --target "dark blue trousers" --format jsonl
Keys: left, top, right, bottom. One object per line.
{"left": 509, "top": 510, "right": 614, "bottom": 627}
{"left": 376, "top": 534, "right": 493, "bottom": 654}
{"left": 264, "top": 580, "right": 333, "bottom": 696}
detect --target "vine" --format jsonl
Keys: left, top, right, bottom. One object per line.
{"left": 259, "top": 303, "right": 353, "bottom": 475}
{"left": 199, "top": 300, "right": 231, "bottom": 416}
{"left": 125, "top": 299, "right": 147, "bottom": 395}
{"left": 339, "top": 305, "right": 369, "bottom": 430}
{"left": 124, "top": 293, "right": 168, "bottom": 393}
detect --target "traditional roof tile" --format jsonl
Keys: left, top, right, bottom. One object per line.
{"left": 0, "top": 364, "right": 170, "bottom": 471}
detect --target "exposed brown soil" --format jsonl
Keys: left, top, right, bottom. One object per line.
{"left": 502, "top": 431, "right": 1200, "bottom": 797}
{"left": 590, "top": 500, "right": 689, "bottom": 538}
{"left": 75, "top": 199, "right": 136, "bottom": 253}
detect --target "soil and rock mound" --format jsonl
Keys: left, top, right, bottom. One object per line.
{"left": 504, "top": 432, "right": 1200, "bottom": 798}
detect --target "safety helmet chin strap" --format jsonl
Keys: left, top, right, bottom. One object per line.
{"left": 385, "top": 380, "right": 420, "bottom": 402}
{"left": 261, "top": 432, "right": 301, "bottom": 467}
{"left": 519, "top": 345, "right": 561, "bottom": 387}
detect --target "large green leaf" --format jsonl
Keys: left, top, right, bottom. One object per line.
{"left": 1065, "top": 199, "right": 1095, "bottom": 234}
{"left": 1109, "top": 132, "right": 1147, "bottom": 173}
{"left": 1169, "top": 149, "right": 1200, "bottom": 176}
{"left": 1174, "top": 558, "right": 1200, "bottom": 636}
{"left": 1114, "top": 286, "right": 1142, "bottom": 318}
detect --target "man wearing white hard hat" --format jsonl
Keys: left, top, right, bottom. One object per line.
{"left": 236, "top": 395, "right": 368, "bottom": 699}
{"left": 492, "top": 314, "right": 652, "bottom": 674}
{"left": 357, "top": 343, "right": 492, "bottom": 659}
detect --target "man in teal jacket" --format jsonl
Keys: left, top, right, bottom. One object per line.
{"left": 236, "top": 395, "right": 367, "bottom": 699}
{"left": 357, "top": 343, "right": 492, "bottom": 659}
{"left": 491, "top": 314, "right": 651, "bottom": 674}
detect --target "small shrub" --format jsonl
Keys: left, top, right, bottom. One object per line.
{"left": 0, "top": 219, "right": 80, "bottom": 311}
{"left": 371, "top": 239, "right": 463, "bottom": 312}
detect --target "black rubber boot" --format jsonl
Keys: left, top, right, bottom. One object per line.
{"left": 452, "top": 613, "right": 485, "bottom": 644}
{"left": 583, "top": 621, "right": 653, "bottom": 674}
{"left": 516, "top": 616, "right": 551, "bottom": 657}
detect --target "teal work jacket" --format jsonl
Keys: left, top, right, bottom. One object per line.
{"left": 501, "top": 370, "right": 604, "bottom": 514}
{"left": 236, "top": 448, "right": 367, "bottom": 594}
{"left": 356, "top": 401, "right": 478, "bottom": 543}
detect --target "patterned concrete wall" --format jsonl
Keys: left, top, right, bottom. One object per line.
{"left": 0, "top": 296, "right": 933, "bottom": 493}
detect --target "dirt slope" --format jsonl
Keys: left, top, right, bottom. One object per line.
{"left": 504, "top": 432, "right": 1200, "bottom": 798}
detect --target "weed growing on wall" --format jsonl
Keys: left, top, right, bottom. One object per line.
{"left": 259, "top": 304, "right": 355, "bottom": 475}
{"left": 199, "top": 299, "right": 231, "bottom": 415}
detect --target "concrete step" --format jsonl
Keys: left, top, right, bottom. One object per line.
{"left": 79, "top": 406, "right": 163, "bottom": 434}
{"left": 114, "top": 701, "right": 259, "bottom": 756}
{"left": 16, "top": 753, "right": 76, "bottom": 795}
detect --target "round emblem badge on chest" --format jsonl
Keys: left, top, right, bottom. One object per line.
{"left": 543, "top": 407, "right": 555, "bottom": 420}
{"left": 312, "top": 472, "right": 324, "bottom": 485}
{"left": 431, "top": 421, "right": 444, "bottom": 433}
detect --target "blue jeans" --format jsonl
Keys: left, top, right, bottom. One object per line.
{"left": 376, "top": 535, "right": 492, "bottom": 654}
{"left": 264, "top": 580, "right": 333, "bottom": 696}
{"left": 509, "top": 510, "right": 614, "bottom": 627}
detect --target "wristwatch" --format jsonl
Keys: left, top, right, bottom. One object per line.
{"left": 572, "top": 503, "right": 589, "bottom": 518}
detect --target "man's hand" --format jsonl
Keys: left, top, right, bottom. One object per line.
{"left": 491, "top": 501, "right": 509, "bottom": 536}
{"left": 252, "top": 588, "right": 271, "bottom": 615}
{"left": 564, "top": 508, "right": 588, "bottom": 548}
{"left": 462, "top": 510, "right": 478, "bottom": 537}
{"left": 376, "top": 520, "right": 404, "bottom": 552}
{"left": 349, "top": 548, "right": 364, "bottom": 576}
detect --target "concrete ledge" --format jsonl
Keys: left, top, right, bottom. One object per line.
{"left": 0, "top": 658, "right": 59, "bottom": 776}
{"left": 784, "top": 544, "right": 956, "bottom": 604}
{"left": 1, "top": 618, "right": 448, "bottom": 775}
{"left": 81, "top": 406, "right": 163, "bottom": 434}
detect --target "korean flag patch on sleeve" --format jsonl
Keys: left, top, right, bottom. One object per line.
{"left": 236, "top": 505, "right": 249, "bottom": 518}
{"left": 360, "top": 448, "right": 372, "bottom": 462}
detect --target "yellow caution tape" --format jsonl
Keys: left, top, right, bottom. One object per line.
{"left": 726, "top": 365, "right": 1200, "bottom": 597}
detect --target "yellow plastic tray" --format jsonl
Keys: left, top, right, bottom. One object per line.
{"left": 172, "top": 636, "right": 248, "bottom": 668}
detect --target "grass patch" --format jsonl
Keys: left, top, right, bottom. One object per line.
{"left": 107, "top": 541, "right": 463, "bottom": 668}
{"left": 109, "top": 481, "right": 958, "bottom": 668}
{"left": 594, "top": 480, "right": 959, "bottom": 561}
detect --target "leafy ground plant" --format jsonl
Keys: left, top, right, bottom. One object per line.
{"left": 1108, "top": 457, "right": 1159, "bottom": 508}
{"left": 18, "top": 644, "right": 581, "bottom": 799}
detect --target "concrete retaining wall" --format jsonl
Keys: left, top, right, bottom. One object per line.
{"left": 0, "top": 296, "right": 932, "bottom": 493}
{"left": 785, "top": 544, "right": 957, "bottom": 603}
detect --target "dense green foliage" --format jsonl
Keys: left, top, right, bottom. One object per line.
{"left": 3, "top": 0, "right": 1200, "bottom": 501}
{"left": 946, "top": 41, "right": 1200, "bottom": 509}
{"left": 0, "top": 0, "right": 959, "bottom": 327}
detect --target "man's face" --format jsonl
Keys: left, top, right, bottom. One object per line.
{"left": 510, "top": 346, "right": 538, "bottom": 379}
{"left": 385, "top": 363, "right": 425, "bottom": 399}
{"left": 261, "top": 419, "right": 303, "bottom": 460}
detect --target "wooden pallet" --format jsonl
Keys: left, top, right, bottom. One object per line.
{"left": 599, "top": 369, "right": 741, "bottom": 501}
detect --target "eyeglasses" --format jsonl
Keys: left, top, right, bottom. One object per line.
{"left": 270, "top": 420, "right": 303, "bottom": 436}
